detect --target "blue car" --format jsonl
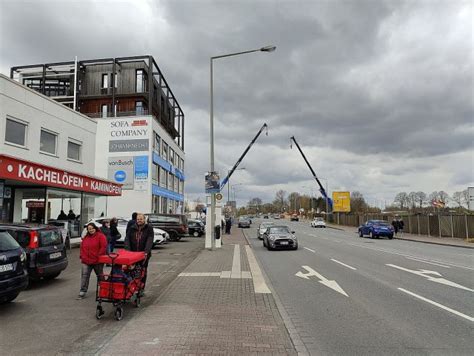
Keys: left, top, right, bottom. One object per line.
{"left": 358, "top": 220, "right": 394, "bottom": 239}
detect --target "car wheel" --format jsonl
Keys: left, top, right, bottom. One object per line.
{"left": 370, "top": 232, "right": 376, "bottom": 239}
{"left": 169, "top": 232, "right": 178, "bottom": 241}
{"left": 359, "top": 230, "right": 363, "bottom": 237}
{"left": 388, "top": 234, "right": 394, "bottom": 240}
{"left": 193, "top": 231, "right": 199, "bottom": 237}
{"left": 293, "top": 245, "right": 298, "bottom": 250}
{"left": 1, "top": 292, "right": 19, "bottom": 304}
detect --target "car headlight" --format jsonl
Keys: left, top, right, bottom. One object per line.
{"left": 290, "top": 234, "right": 297, "bottom": 240}
{"left": 269, "top": 235, "right": 276, "bottom": 241}
{"left": 20, "top": 250, "right": 26, "bottom": 262}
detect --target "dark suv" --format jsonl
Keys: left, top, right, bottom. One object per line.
{"left": 145, "top": 214, "right": 188, "bottom": 241}
{"left": 0, "top": 231, "right": 28, "bottom": 303}
{"left": 0, "top": 224, "right": 68, "bottom": 280}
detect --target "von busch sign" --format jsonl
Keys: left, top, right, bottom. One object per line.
{"left": 0, "top": 155, "right": 122, "bottom": 196}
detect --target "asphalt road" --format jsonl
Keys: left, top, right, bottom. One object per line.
{"left": 245, "top": 218, "right": 474, "bottom": 356}
{"left": 0, "top": 238, "right": 203, "bottom": 355}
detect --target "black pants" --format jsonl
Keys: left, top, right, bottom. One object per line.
{"left": 141, "top": 254, "right": 151, "bottom": 288}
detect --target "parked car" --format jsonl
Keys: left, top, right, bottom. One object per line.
{"left": 311, "top": 217, "right": 326, "bottom": 228}
{"left": 188, "top": 219, "right": 205, "bottom": 237}
{"left": 257, "top": 222, "right": 274, "bottom": 240}
{"left": 82, "top": 217, "right": 169, "bottom": 246}
{"left": 262, "top": 225, "right": 298, "bottom": 250}
{"left": 358, "top": 220, "right": 394, "bottom": 239}
{"left": 145, "top": 214, "right": 188, "bottom": 241}
{"left": 47, "top": 220, "right": 71, "bottom": 249}
{"left": 0, "top": 231, "right": 29, "bottom": 303}
{"left": 290, "top": 214, "right": 299, "bottom": 221}
{"left": 0, "top": 224, "right": 68, "bottom": 280}
{"left": 238, "top": 217, "right": 251, "bottom": 228}
{"left": 273, "top": 214, "right": 280, "bottom": 219}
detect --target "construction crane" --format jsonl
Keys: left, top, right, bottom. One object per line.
{"left": 220, "top": 123, "right": 268, "bottom": 191}
{"left": 290, "top": 136, "right": 333, "bottom": 211}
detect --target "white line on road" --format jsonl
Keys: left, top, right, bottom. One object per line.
{"left": 304, "top": 247, "right": 316, "bottom": 253}
{"left": 331, "top": 258, "right": 357, "bottom": 270}
{"left": 245, "top": 245, "right": 271, "bottom": 294}
{"left": 398, "top": 288, "right": 474, "bottom": 322}
{"left": 231, "top": 244, "right": 241, "bottom": 279}
{"left": 406, "top": 257, "right": 450, "bottom": 268}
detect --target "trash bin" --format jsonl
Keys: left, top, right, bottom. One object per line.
{"left": 215, "top": 225, "right": 221, "bottom": 239}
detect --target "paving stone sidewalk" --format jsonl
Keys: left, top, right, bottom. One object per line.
{"left": 98, "top": 228, "right": 298, "bottom": 355}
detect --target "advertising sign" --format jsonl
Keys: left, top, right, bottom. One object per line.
{"left": 0, "top": 154, "right": 122, "bottom": 196}
{"left": 107, "top": 118, "right": 149, "bottom": 152}
{"left": 332, "top": 191, "right": 351, "bottom": 212}
{"left": 108, "top": 157, "right": 134, "bottom": 190}
{"left": 205, "top": 172, "right": 220, "bottom": 194}
{"left": 134, "top": 155, "right": 149, "bottom": 191}
{"left": 109, "top": 139, "right": 149, "bottom": 152}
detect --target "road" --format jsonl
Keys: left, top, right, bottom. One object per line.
{"left": 246, "top": 218, "right": 474, "bottom": 355}
{"left": 0, "top": 239, "right": 202, "bottom": 355}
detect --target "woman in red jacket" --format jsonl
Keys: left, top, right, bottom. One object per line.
{"left": 77, "top": 222, "right": 107, "bottom": 299}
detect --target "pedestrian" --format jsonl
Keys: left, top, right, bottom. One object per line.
{"left": 391, "top": 217, "right": 399, "bottom": 235}
{"left": 67, "top": 209, "right": 76, "bottom": 220}
{"left": 124, "top": 213, "right": 154, "bottom": 296}
{"left": 398, "top": 218, "right": 404, "bottom": 235}
{"left": 126, "top": 212, "right": 138, "bottom": 236}
{"left": 77, "top": 222, "right": 107, "bottom": 299}
{"left": 57, "top": 210, "right": 67, "bottom": 220}
{"left": 100, "top": 219, "right": 112, "bottom": 254}
{"left": 225, "top": 217, "right": 232, "bottom": 234}
{"left": 109, "top": 217, "right": 121, "bottom": 252}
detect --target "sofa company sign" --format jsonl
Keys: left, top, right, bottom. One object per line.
{"left": 0, "top": 155, "right": 122, "bottom": 196}
{"left": 109, "top": 118, "right": 149, "bottom": 152}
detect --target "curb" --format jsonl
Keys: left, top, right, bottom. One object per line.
{"left": 242, "top": 227, "right": 252, "bottom": 246}
{"left": 394, "top": 237, "right": 474, "bottom": 249}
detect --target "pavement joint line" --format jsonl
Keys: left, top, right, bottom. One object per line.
{"left": 245, "top": 245, "right": 271, "bottom": 294}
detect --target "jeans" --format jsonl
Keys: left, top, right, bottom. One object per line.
{"left": 80, "top": 263, "right": 103, "bottom": 293}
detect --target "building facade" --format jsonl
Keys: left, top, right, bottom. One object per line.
{"left": 10, "top": 55, "right": 185, "bottom": 216}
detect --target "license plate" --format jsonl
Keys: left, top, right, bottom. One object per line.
{"left": 0, "top": 263, "right": 14, "bottom": 273}
{"left": 279, "top": 241, "right": 289, "bottom": 245}
{"left": 50, "top": 252, "right": 62, "bottom": 259}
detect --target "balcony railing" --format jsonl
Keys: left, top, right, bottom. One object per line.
{"left": 83, "top": 110, "right": 150, "bottom": 119}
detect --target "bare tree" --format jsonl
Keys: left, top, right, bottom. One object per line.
{"left": 415, "top": 191, "right": 427, "bottom": 208}
{"left": 273, "top": 190, "right": 287, "bottom": 213}
{"left": 394, "top": 192, "right": 409, "bottom": 209}
{"left": 438, "top": 191, "right": 450, "bottom": 204}
{"left": 288, "top": 192, "right": 300, "bottom": 212}
{"left": 408, "top": 192, "right": 418, "bottom": 209}
{"left": 452, "top": 191, "right": 464, "bottom": 207}
{"left": 351, "top": 191, "right": 367, "bottom": 212}
{"left": 461, "top": 189, "right": 470, "bottom": 207}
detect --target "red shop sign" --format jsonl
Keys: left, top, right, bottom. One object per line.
{"left": 26, "top": 201, "right": 45, "bottom": 208}
{"left": 0, "top": 155, "right": 122, "bottom": 196}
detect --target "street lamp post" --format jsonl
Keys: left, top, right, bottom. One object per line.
{"left": 209, "top": 45, "right": 276, "bottom": 250}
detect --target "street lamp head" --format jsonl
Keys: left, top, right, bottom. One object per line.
{"left": 260, "top": 45, "right": 276, "bottom": 52}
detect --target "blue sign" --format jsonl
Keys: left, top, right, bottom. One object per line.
{"left": 114, "top": 170, "right": 127, "bottom": 182}
{"left": 134, "top": 156, "right": 148, "bottom": 180}
{"left": 152, "top": 184, "right": 184, "bottom": 202}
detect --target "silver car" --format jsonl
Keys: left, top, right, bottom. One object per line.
{"left": 262, "top": 225, "right": 298, "bottom": 250}
{"left": 257, "top": 222, "right": 274, "bottom": 240}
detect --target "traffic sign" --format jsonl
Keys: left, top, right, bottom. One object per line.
{"left": 216, "top": 193, "right": 223, "bottom": 201}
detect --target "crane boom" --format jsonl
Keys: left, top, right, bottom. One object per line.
{"left": 220, "top": 123, "right": 268, "bottom": 190}
{"left": 290, "top": 136, "right": 332, "bottom": 209}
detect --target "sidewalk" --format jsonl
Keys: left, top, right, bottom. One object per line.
{"left": 328, "top": 224, "right": 474, "bottom": 249}
{"left": 98, "top": 227, "right": 298, "bottom": 355}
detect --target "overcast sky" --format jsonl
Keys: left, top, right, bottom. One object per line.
{"left": 1, "top": 0, "right": 472, "bottom": 208}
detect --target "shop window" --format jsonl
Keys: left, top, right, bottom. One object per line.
{"left": 40, "top": 128, "right": 57, "bottom": 155}
{"left": 5, "top": 117, "right": 28, "bottom": 147}
{"left": 67, "top": 140, "right": 82, "bottom": 161}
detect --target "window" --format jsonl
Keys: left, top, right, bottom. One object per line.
{"left": 40, "top": 129, "right": 57, "bottom": 155}
{"left": 152, "top": 163, "right": 158, "bottom": 182}
{"left": 174, "top": 175, "right": 179, "bottom": 192}
{"left": 169, "top": 148, "right": 175, "bottom": 165}
{"left": 162, "top": 141, "right": 168, "bottom": 161}
{"left": 159, "top": 167, "right": 167, "bottom": 188}
{"left": 180, "top": 158, "right": 184, "bottom": 171}
{"left": 168, "top": 172, "right": 173, "bottom": 191}
{"left": 5, "top": 118, "right": 27, "bottom": 147}
{"left": 136, "top": 69, "right": 147, "bottom": 92}
{"left": 67, "top": 140, "right": 82, "bottom": 161}
{"left": 112, "top": 73, "right": 118, "bottom": 88}
{"left": 101, "top": 104, "right": 108, "bottom": 118}
{"left": 180, "top": 181, "right": 184, "bottom": 195}
{"left": 135, "top": 101, "right": 144, "bottom": 115}
{"left": 154, "top": 132, "right": 161, "bottom": 153}
{"left": 101, "top": 74, "right": 108, "bottom": 89}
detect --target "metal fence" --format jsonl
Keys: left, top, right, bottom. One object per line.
{"left": 330, "top": 213, "right": 474, "bottom": 239}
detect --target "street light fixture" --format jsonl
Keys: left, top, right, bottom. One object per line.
{"left": 209, "top": 45, "right": 276, "bottom": 250}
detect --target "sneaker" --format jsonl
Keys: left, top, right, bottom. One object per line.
{"left": 76, "top": 291, "right": 86, "bottom": 299}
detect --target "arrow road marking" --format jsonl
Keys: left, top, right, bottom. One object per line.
{"left": 295, "top": 266, "right": 349, "bottom": 297}
{"left": 387, "top": 264, "right": 474, "bottom": 292}
{"left": 406, "top": 257, "right": 450, "bottom": 268}
{"left": 398, "top": 288, "right": 474, "bottom": 322}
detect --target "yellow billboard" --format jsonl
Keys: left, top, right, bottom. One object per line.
{"left": 332, "top": 191, "right": 351, "bottom": 212}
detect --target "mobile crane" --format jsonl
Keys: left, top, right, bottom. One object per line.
{"left": 290, "top": 136, "right": 333, "bottom": 211}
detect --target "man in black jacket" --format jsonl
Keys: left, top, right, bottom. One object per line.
{"left": 125, "top": 213, "right": 154, "bottom": 295}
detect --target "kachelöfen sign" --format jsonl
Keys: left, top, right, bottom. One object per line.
{"left": 0, "top": 154, "right": 122, "bottom": 196}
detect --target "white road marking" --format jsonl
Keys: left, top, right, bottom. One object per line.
{"left": 398, "top": 288, "right": 474, "bottom": 322}
{"left": 406, "top": 257, "right": 450, "bottom": 268}
{"left": 295, "top": 266, "right": 349, "bottom": 297}
{"left": 331, "top": 259, "right": 357, "bottom": 270}
{"left": 387, "top": 264, "right": 474, "bottom": 292}
{"left": 347, "top": 242, "right": 474, "bottom": 271}
{"left": 179, "top": 272, "right": 221, "bottom": 277}
{"left": 231, "top": 244, "right": 241, "bottom": 279}
{"left": 304, "top": 247, "right": 316, "bottom": 253}
{"left": 143, "top": 338, "right": 161, "bottom": 345}
{"left": 245, "top": 245, "right": 271, "bottom": 293}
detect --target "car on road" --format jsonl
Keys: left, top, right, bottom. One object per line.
{"left": 290, "top": 214, "right": 299, "bottom": 221}
{"left": 257, "top": 222, "right": 274, "bottom": 240}
{"left": 262, "top": 225, "right": 298, "bottom": 250}
{"left": 0, "top": 231, "right": 29, "bottom": 303}
{"left": 311, "top": 217, "right": 326, "bottom": 228}
{"left": 145, "top": 213, "right": 188, "bottom": 241}
{"left": 273, "top": 214, "right": 280, "bottom": 219}
{"left": 358, "top": 220, "right": 394, "bottom": 239}
{"left": 238, "top": 217, "right": 251, "bottom": 228}
{"left": 0, "top": 224, "right": 68, "bottom": 280}
{"left": 188, "top": 219, "right": 205, "bottom": 237}
{"left": 83, "top": 217, "right": 169, "bottom": 246}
